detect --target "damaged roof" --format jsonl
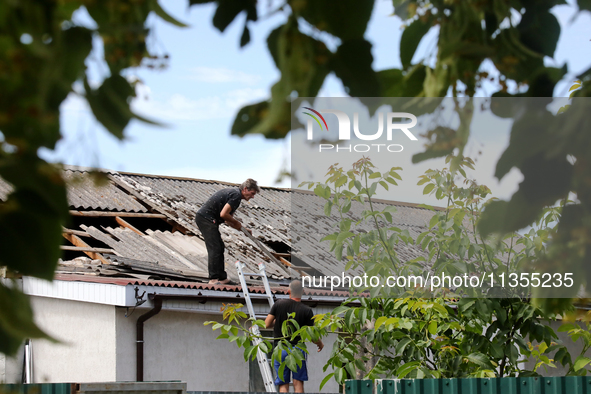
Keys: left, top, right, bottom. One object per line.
{"left": 1, "top": 166, "right": 438, "bottom": 293}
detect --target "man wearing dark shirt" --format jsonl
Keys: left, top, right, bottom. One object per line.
{"left": 265, "top": 280, "right": 324, "bottom": 393}
{"left": 195, "top": 179, "right": 259, "bottom": 284}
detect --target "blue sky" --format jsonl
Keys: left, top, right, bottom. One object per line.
{"left": 43, "top": 1, "right": 590, "bottom": 203}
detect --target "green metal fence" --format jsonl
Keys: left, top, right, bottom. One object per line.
{"left": 346, "top": 377, "right": 591, "bottom": 394}
{"left": 0, "top": 382, "right": 186, "bottom": 394}
{"left": 0, "top": 384, "right": 73, "bottom": 394}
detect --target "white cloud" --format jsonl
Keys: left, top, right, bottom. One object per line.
{"left": 131, "top": 88, "right": 267, "bottom": 122}
{"left": 185, "top": 67, "right": 262, "bottom": 85}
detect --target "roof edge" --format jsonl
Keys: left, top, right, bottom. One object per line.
{"left": 293, "top": 188, "right": 445, "bottom": 210}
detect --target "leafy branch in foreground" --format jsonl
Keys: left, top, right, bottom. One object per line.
{"left": 0, "top": 0, "right": 188, "bottom": 356}
{"left": 208, "top": 158, "right": 587, "bottom": 388}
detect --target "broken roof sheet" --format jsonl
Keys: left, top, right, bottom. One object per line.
{"left": 2, "top": 166, "right": 441, "bottom": 290}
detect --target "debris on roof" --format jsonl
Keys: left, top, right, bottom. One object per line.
{"left": 1, "top": 166, "right": 441, "bottom": 293}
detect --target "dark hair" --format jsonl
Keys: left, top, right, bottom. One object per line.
{"left": 241, "top": 178, "right": 260, "bottom": 193}
{"left": 289, "top": 280, "right": 303, "bottom": 298}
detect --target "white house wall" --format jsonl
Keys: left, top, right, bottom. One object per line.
{"left": 26, "top": 296, "right": 117, "bottom": 383}
{"left": 113, "top": 306, "right": 339, "bottom": 392}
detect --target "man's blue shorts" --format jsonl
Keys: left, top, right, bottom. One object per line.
{"left": 274, "top": 348, "right": 308, "bottom": 385}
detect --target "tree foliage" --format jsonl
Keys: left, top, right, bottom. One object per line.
{"left": 2, "top": 0, "right": 590, "bottom": 357}
{"left": 0, "top": 0, "right": 187, "bottom": 356}
{"left": 209, "top": 158, "right": 591, "bottom": 388}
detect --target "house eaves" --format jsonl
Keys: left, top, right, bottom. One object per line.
{"left": 23, "top": 275, "right": 352, "bottom": 315}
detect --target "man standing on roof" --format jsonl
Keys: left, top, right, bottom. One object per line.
{"left": 195, "top": 179, "right": 260, "bottom": 285}
{"left": 265, "top": 280, "right": 324, "bottom": 393}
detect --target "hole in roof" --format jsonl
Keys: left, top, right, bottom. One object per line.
{"left": 261, "top": 240, "right": 291, "bottom": 255}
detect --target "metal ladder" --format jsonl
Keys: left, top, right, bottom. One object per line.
{"left": 236, "top": 261, "right": 276, "bottom": 392}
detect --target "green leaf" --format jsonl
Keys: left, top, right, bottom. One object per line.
{"left": 465, "top": 352, "right": 494, "bottom": 369}
{"left": 212, "top": 0, "right": 256, "bottom": 32}
{"left": 423, "top": 183, "right": 435, "bottom": 195}
{"left": 397, "top": 361, "right": 420, "bottom": 378}
{"left": 342, "top": 200, "right": 352, "bottom": 214}
{"left": 335, "top": 175, "right": 348, "bottom": 188}
{"left": 558, "top": 323, "right": 577, "bottom": 332}
{"left": 400, "top": 18, "right": 431, "bottom": 69}
{"left": 375, "top": 316, "right": 388, "bottom": 330}
{"left": 428, "top": 321, "right": 437, "bottom": 335}
{"left": 396, "top": 337, "right": 412, "bottom": 354}
{"left": 324, "top": 201, "right": 333, "bottom": 216}
{"left": 86, "top": 75, "right": 160, "bottom": 140}
{"left": 458, "top": 299, "right": 476, "bottom": 314}
{"left": 285, "top": 353, "right": 298, "bottom": 374}
{"left": 383, "top": 211, "right": 393, "bottom": 223}
{"left": 332, "top": 305, "right": 350, "bottom": 316}
{"left": 149, "top": 0, "right": 188, "bottom": 27}
{"left": 331, "top": 39, "right": 380, "bottom": 97}
{"left": 298, "top": 0, "right": 374, "bottom": 41}
{"left": 314, "top": 184, "right": 330, "bottom": 199}
{"left": 240, "top": 25, "right": 251, "bottom": 47}
{"left": 369, "top": 172, "right": 381, "bottom": 179}
{"left": 353, "top": 235, "right": 361, "bottom": 254}
{"left": 0, "top": 172, "right": 67, "bottom": 279}
{"left": 517, "top": 10, "right": 560, "bottom": 57}
{"left": 336, "top": 231, "right": 355, "bottom": 244}
{"left": 574, "top": 356, "right": 591, "bottom": 371}
{"left": 320, "top": 372, "right": 335, "bottom": 390}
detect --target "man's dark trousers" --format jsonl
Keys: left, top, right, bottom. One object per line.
{"left": 195, "top": 213, "right": 227, "bottom": 280}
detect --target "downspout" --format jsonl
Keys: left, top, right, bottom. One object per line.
{"left": 136, "top": 297, "right": 162, "bottom": 382}
{"left": 134, "top": 291, "right": 353, "bottom": 381}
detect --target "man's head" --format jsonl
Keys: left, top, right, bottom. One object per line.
{"left": 240, "top": 178, "right": 260, "bottom": 201}
{"left": 288, "top": 279, "right": 303, "bottom": 300}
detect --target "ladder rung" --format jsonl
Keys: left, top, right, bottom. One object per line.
{"left": 242, "top": 272, "right": 264, "bottom": 277}
{"left": 247, "top": 294, "right": 274, "bottom": 299}
{"left": 235, "top": 260, "right": 275, "bottom": 392}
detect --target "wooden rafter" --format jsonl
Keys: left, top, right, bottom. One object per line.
{"left": 62, "top": 232, "right": 111, "bottom": 265}
{"left": 115, "top": 216, "right": 143, "bottom": 235}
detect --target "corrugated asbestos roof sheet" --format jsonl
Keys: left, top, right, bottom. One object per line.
{"left": 0, "top": 167, "right": 147, "bottom": 212}
{"left": 63, "top": 169, "right": 147, "bottom": 212}
{"left": 3, "top": 166, "right": 440, "bottom": 291}
{"left": 291, "top": 191, "right": 435, "bottom": 277}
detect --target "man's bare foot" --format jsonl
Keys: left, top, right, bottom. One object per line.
{"left": 209, "top": 278, "right": 231, "bottom": 284}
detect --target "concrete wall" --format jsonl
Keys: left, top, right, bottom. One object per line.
{"left": 1, "top": 343, "right": 24, "bottom": 383}
{"left": 114, "top": 308, "right": 249, "bottom": 391}
{"left": 24, "top": 296, "right": 117, "bottom": 383}
{"left": 114, "top": 307, "right": 339, "bottom": 392}
{"left": 5, "top": 295, "right": 339, "bottom": 391}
